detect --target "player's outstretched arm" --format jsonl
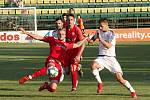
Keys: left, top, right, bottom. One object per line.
{"left": 73, "top": 34, "right": 94, "bottom": 48}
{"left": 73, "top": 37, "right": 87, "bottom": 48}
{"left": 19, "top": 28, "right": 44, "bottom": 40}
{"left": 88, "top": 32, "right": 99, "bottom": 43}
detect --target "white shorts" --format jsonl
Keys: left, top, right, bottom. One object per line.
{"left": 94, "top": 56, "right": 123, "bottom": 74}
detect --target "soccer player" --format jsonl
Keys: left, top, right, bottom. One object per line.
{"left": 68, "top": 9, "right": 85, "bottom": 78}
{"left": 7, "top": 0, "right": 22, "bottom": 7}
{"left": 19, "top": 28, "right": 91, "bottom": 92}
{"left": 77, "top": 14, "right": 85, "bottom": 34}
{"left": 18, "top": 17, "right": 64, "bottom": 85}
{"left": 90, "top": 18, "right": 137, "bottom": 98}
{"left": 51, "top": 17, "right": 64, "bottom": 38}
{"left": 68, "top": 8, "right": 75, "bottom": 15}
{"left": 66, "top": 14, "right": 85, "bottom": 91}
{"left": 68, "top": 8, "right": 77, "bottom": 25}
{"left": 62, "top": 13, "right": 67, "bottom": 28}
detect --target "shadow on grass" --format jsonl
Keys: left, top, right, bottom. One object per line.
{"left": 0, "top": 93, "right": 149, "bottom": 98}
{"left": 0, "top": 88, "right": 15, "bottom": 91}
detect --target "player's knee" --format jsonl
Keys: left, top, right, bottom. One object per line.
{"left": 48, "top": 83, "right": 57, "bottom": 92}
{"left": 48, "top": 87, "right": 56, "bottom": 92}
{"left": 47, "top": 63, "right": 55, "bottom": 68}
{"left": 91, "top": 61, "right": 99, "bottom": 70}
{"left": 116, "top": 77, "right": 122, "bottom": 83}
{"left": 115, "top": 73, "right": 125, "bottom": 84}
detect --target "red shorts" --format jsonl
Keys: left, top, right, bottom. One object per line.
{"left": 64, "top": 47, "right": 82, "bottom": 72}
{"left": 45, "top": 58, "right": 63, "bottom": 83}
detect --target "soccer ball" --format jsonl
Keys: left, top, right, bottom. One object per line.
{"left": 47, "top": 66, "right": 59, "bottom": 77}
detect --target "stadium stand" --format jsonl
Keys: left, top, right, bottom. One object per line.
{"left": 30, "top": 0, "right": 37, "bottom": 4}
{"left": 82, "top": 0, "right": 89, "bottom": 3}
{"left": 0, "top": 0, "right": 4, "bottom": 5}
{"left": 0, "top": 0, "right": 150, "bottom": 30}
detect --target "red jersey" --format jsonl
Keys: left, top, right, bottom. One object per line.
{"left": 42, "top": 37, "right": 73, "bottom": 65}
{"left": 66, "top": 25, "right": 84, "bottom": 43}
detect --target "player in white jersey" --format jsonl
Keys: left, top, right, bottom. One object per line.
{"left": 90, "top": 18, "right": 137, "bottom": 98}
{"left": 51, "top": 17, "right": 64, "bottom": 39}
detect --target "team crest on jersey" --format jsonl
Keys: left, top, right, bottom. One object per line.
{"left": 56, "top": 44, "right": 66, "bottom": 50}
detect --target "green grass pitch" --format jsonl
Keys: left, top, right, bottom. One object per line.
{"left": 0, "top": 42, "right": 150, "bottom": 100}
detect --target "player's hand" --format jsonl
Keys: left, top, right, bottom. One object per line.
{"left": 88, "top": 33, "right": 94, "bottom": 39}
{"left": 74, "top": 56, "right": 81, "bottom": 62}
{"left": 86, "top": 33, "right": 94, "bottom": 42}
{"left": 19, "top": 27, "right": 26, "bottom": 34}
{"left": 83, "top": 33, "right": 88, "bottom": 37}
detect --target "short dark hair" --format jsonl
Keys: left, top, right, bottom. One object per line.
{"left": 69, "top": 8, "right": 75, "bottom": 11}
{"left": 55, "top": 17, "right": 63, "bottom": 22}
{"left": 77, "top": 14, "right": 80, "bottom": 16}
{"left": 68, "top": 13, "right": 75, "bottom": 18}
{"left": 99, "top": 18, "right": 108, "bottom": 23}
{"left": 62, "top": 13, "right": 67, "bottom": 17}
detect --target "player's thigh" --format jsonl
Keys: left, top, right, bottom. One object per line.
{"left": 92, "top": 57, "right": 105, "bottom": 71}
{"left": 46, "top": 59, "right": 56, "bottom": 67}
{"left": 105, "top": 57, "right": 123, "bottom": 74}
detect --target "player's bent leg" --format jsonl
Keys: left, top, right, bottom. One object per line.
{"left": 91, "top": 61, "right": 100, "bottom": 70}
{"left": 78, "top": 56, "right": 83, "bottom": 77}
{"left": 78, "top": 63, "right": 84, "bottom": 78}
{"left": 39, "top": 82, "right": 49, "bottom": 91}
{"left": 115, "top": 72, "right": 126, "bottom": 84}
{"left": 47, "top": 82, "right": 58, "bottom": 92}
{"left": 115, "top": 72, "right": 137, "bottom": 98}
{"left": 31, "top": 67, "right": 47, "bottom": 78}
{"left": 91, "top": 61, "right": 103, "bottom": 93}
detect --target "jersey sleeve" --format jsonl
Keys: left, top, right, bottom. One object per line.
{"left": 42, "top": 36, "right": 54, "bottom": 43}
{"left": 108, "top": 31, "right": 115, "bottom": 42}
{"left": 108, "top": 30, "right": 116, "bottom": 45}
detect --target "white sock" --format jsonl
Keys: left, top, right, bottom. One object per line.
{"left": 124, "top": 81, "right": 135, "bottom": 92}
{"left": 28, "top": 75, "right": 32, "bottom": 79}
{"left": 92, "top": 69, "right": 102, "bottom": 83}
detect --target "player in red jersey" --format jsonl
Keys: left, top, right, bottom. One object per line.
{"left": 66, "top": 14, "right": 85, "bottom": 91}
{"left": 62, "top": 13, "right": 67, "bottom": 28}
{"left": 18, "top": 28, "right": 91, "bottom": 92}
{"left": 77, "top": 14, "right": 85, "bottom": 34}
{"left": 19, "top": 17, "right": 64, "bottom": 85}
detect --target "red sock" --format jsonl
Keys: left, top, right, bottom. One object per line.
{"left": 31, "top": 67, "right": 47, "bottom": 78}
{"left": 71, "top": 64, "right": 78, "bottom": 89}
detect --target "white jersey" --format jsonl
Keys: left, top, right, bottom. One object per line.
{"left": 51, "top": 30, "right": 58, "bottom": 39}
{"left": 97, "top": 29, "right": 116, "bottom": 57}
